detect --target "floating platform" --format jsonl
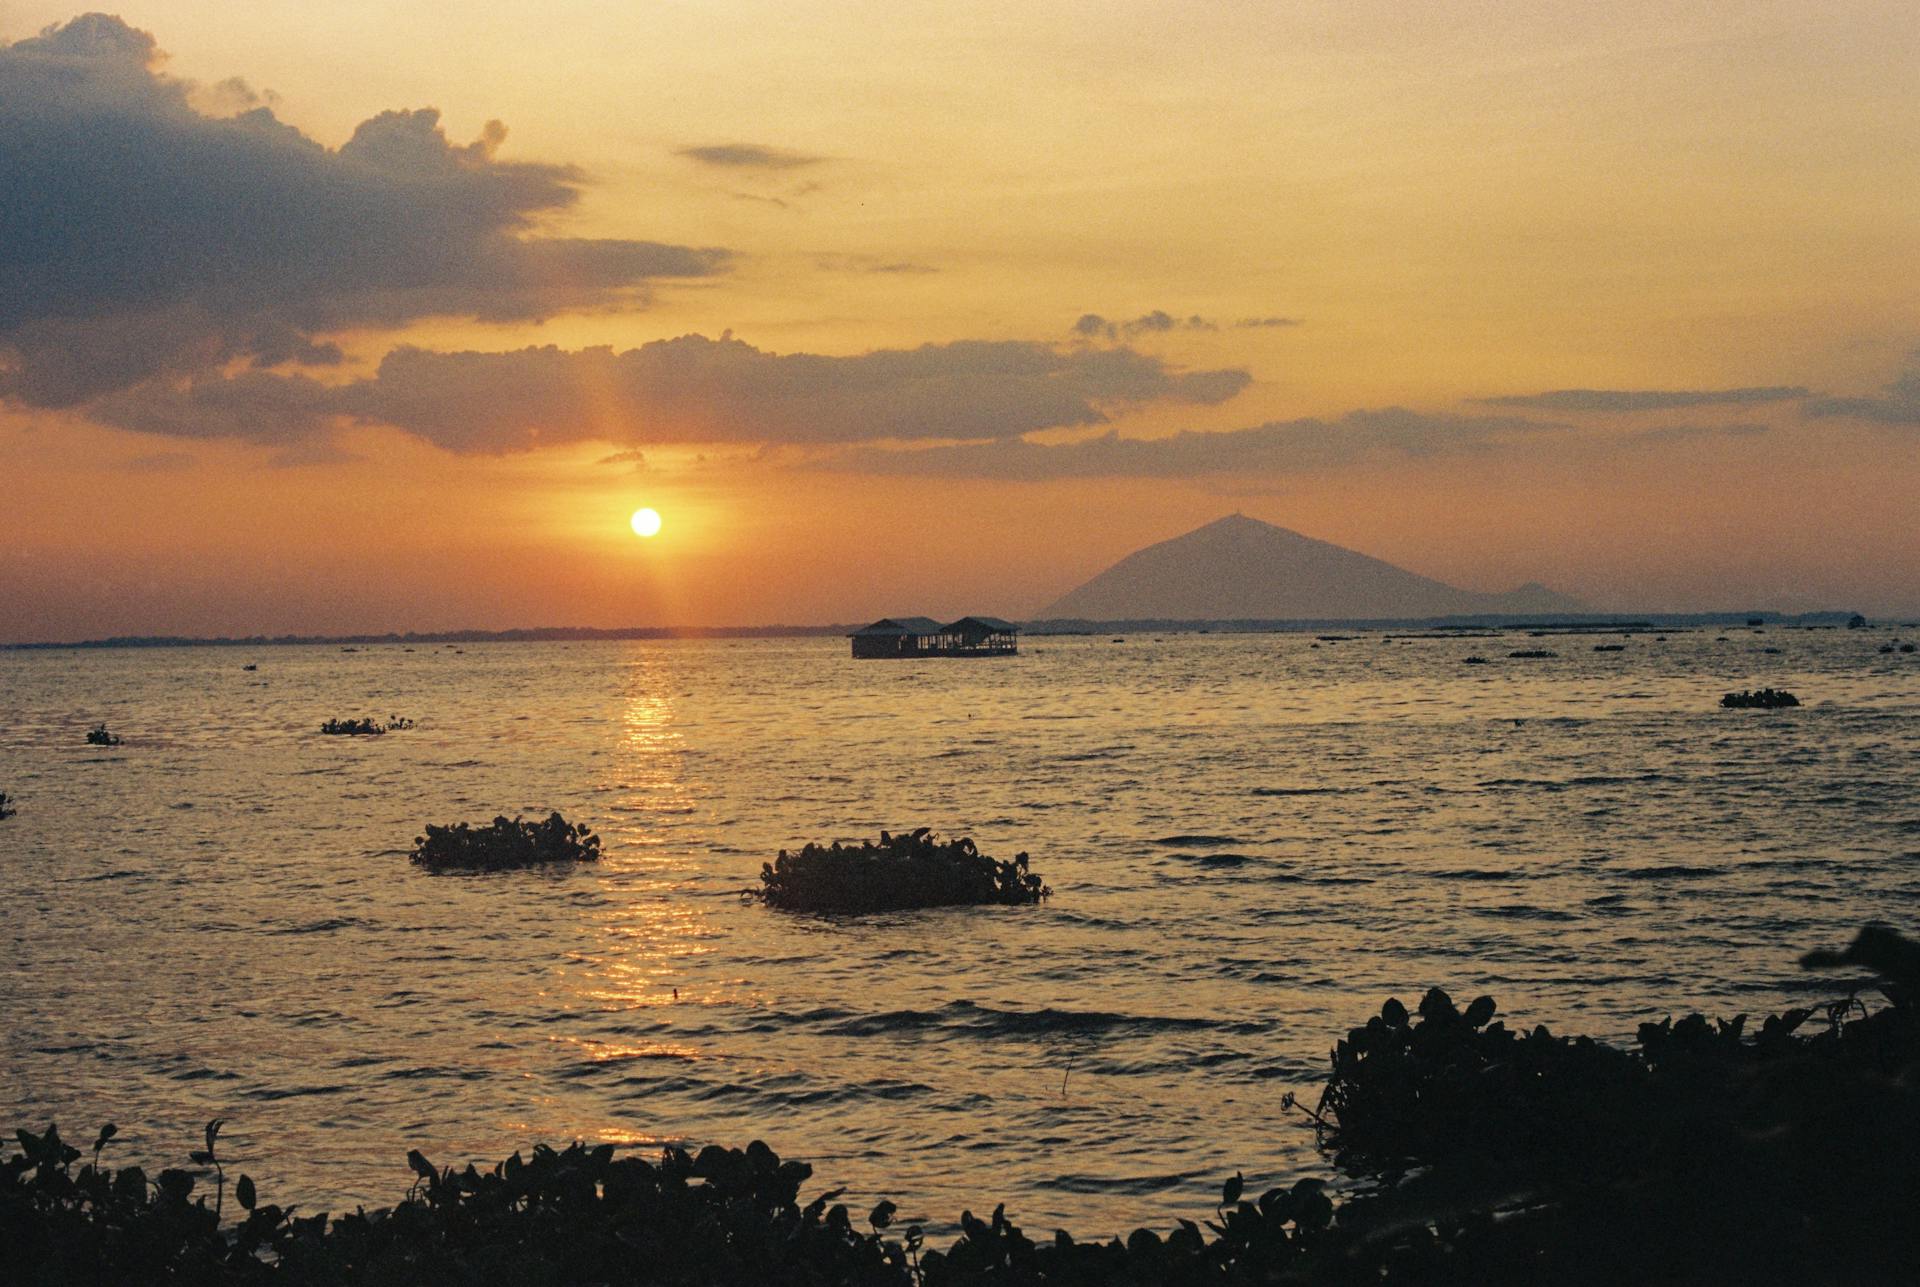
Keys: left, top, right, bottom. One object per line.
{"left": 849, "top": 615, "right": 1019, "bottom": 658}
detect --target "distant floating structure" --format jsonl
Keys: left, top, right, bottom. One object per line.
{"left": 849, "top": 615, "right": 1020, "bottom": 659}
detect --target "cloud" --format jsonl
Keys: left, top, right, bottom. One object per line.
{"left": 677, "top": 143, "right": 824, "bottom": 170}
{"left": 1071, "top": 311, "right": 1302, "bottom": 339}
{"left": 814, "top": 254, "right": 938, "bottom": 275}
{"left": 1073, "top": 311, "right": 1220, "bottom": 340}
{"left": 817, "top": 407, "right": 1561, "bottom": 479}
{"left": 1478, "top": 387, "right": 1809, "bottom": 412}
{"left": 92, "top": 334, "right": 1252, "bottom": 453}
{"left": 1629, "top": 422, "right": 1771, "bottom": 444}
{"left": 93, "top": 371, "right": 344, "bottom": 443}
{"left": 0, "top": 14, "right": 727, "bottom": 408}
{"left": 1804, "top": 353, "right": 1920, "bottom": 425}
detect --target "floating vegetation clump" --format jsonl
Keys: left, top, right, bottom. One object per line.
{"left": 1281, "top": 925, "right": 1920, "bottom": 1285}
{"left": 319, "top": 716, "right": 414, "bottom": 736}
{"left": 1506, "top": 648, "right": 1557, "bottom": 659}
{"left": 752, "top": 829, "right": 1050, "bottom": 913}
{"left": 3, "top": 1128, "right": 913, "bottom": 1286}
{"left": 84, "top": 724, "right": 121, "bottom": 746}
{"left": 0, "top": 791, "right": 15, "bottom": 820}
{"left": 409, "top": 812, "right": 600, "bottom": 871}
{"left": 1721, "top": 688, "right": 1800, "bottom": 708}
{"left": 1593, "top": 643, "right": 1626, "bottom": 652}
{"left": 1460, "top": 655, "right": 1490, "bottom": 665}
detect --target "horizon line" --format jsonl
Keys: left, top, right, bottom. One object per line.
{"left": 2, "top": 608, "right": 1880, "bottom": 651}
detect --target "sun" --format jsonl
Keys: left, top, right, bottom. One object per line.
{"left": 629, "top": 507, "right": 662, "bottom": 538}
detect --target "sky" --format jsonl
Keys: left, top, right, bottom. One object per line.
{"left": 3, "top": 1, "right": 1917, "bottom": 641}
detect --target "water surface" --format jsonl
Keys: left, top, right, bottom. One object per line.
{"left": 2, "top": 629, "right": 1916, "bottom": 1234}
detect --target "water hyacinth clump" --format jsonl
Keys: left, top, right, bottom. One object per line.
{"left": 1285, "top": 925, "right": 1920, "bottom": 1285}
{"left": 0, "top": 1124, "right": 1353, "bottom": 1286}
{"left": 1721, "top": 688, "right": 1800, "bottom": 709}
{"left": 319, "top": 716, "right": 415, "bottom": 736}
{"left": 409, "top": 812, "right": 601, "bottom": 871}
{"left": 753, "top": 829, "right": 1051, "bottom": 913}
{"left": 84, "top": 724, "right": 121, "bottom": 746}
{"left": 4, "top": 1128, "right": 915, "bottom": 1287}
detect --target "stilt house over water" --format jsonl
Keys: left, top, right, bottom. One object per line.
{"left": 850, "top": 616, "right": 1020, "bottom": 658}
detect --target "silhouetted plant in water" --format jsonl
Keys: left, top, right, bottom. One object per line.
{"left": 1721, "top": 687, "right": 1799, "bottom": 708}
{"left": 190, "top": 1119, "right": 227, "bottom": 1220}
{"left": 1802, "top": 922, "right": 1920, "bottom": 1008}
{"left": 409, "top": 812, "right": 601, "bottom": 870}
{"left": 2, "top": 1124, "right": 1367, "bottom": 1286}
{"left": 751, "top": 829, "right": 1051, "bottom": 912}
{"left": 1506, "top": 648, "right": 1557, "bottom": 658}
{"left": 1284, "top": 924, "right": 1920, "bottom": 1284}
{"left": 6, "top": 1127, "right": 916, "bottom": 1285}
{"left": 84, "top": 724, "right": 121, "bottom": 746}
{"left": 319, "top": 715, "right": 414, "bottom": 735}
{"left": 1460, "top": 656, "right": 1490, "bottom": 665}
{"left": 0, "top": 791, "right": 14, "bottom": 820}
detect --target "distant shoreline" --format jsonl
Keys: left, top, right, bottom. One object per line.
{"left": 2, "top": 610, "right": 1872, "bottom": 651}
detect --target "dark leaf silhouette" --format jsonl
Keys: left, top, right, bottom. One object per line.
{"left": 749, "top": 831, "right": 1051, "bottom": 912}
{"left": 409, "top": 812, "right": 601, "bottom": 871}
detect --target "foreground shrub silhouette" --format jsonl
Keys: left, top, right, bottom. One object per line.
{"left": 4, "top": 1128, "right": 916, "bottom": 1286}
{"left": 83, "top": 724, "right": 121, "bottom": 746}
{"left": 1721, "top": 687, "right": 1799, "bottom": 708}
{"left": 752, "top": 830, "right": 1050, "bottom": 912}
{"left": 409, "top": 813, "right": 600, "bottom": 870}
{"left": 1289, "top": 923, "right": 1920, "bottom": 1284}
{"left": 319, "top": 716, "right": 414, "bottom": 736}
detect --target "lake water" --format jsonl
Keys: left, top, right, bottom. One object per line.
{"left": 2, "top": 629, "right": 1916, "bottom": 1235}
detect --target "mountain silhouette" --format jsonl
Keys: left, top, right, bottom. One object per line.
{"left": 1039, "top": 514, "right": 1584, "bottom": 621}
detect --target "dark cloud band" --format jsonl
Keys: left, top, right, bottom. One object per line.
{"left": 817, "top": 408, "right": 1561, "bottom": 479}
{"left": 0, "top": 14, "right": 726, "bottom": 407}
{"left": 1478, "top": 387, "right": 1809, "bottom": 412}
{"left": 92, "top": 334, "right": 1253, "bottom": 453}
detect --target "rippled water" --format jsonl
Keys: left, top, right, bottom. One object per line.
{"left": 3, "top": 629, "right": 1917, "bottom": 1235}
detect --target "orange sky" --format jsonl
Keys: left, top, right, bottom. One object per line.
{"left": 3, "top": 3, "right": 1918, "bottom": 640}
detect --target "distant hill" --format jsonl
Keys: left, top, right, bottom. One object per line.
{"left": 1038, "top": 514, "right": 1585, "bottom": 622}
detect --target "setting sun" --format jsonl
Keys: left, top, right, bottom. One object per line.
{"left": 630, "top": 507, "right": 662, "bottom": 538}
